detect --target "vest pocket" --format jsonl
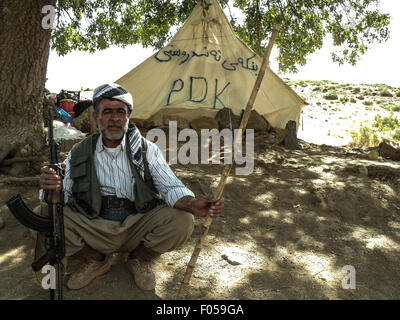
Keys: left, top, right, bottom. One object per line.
{"left": 70, "top": 154, "right": 88, "bottom": 166}
{"left": 72, "top": 181, "right": 90, "bottom": 193}
{"left": 70, "top": 161, "right": 87, "bottom": 179}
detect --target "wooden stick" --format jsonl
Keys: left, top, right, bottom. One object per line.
{"left": 0, "top": 176, "right": 40, "bottom": 184}
{"left": 177, "top": 25, "right": 281, "bottom": 299}
{"left": 0, "top": 156, "right": 44, "bottom": 166}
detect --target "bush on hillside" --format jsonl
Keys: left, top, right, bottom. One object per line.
{"left": 349, "top": 114, "right": 400, "bottom": 147}
{"left": 380, "top": 103, "right": 400, "bottom": 112}
{"left": 394, "top": 130, "right": 400, "bottom": 141}
{"left": 298, "top": 80, "right": 308, "bottom": 87}
{"left": 340, "top": 96, "right": 349, "bottom": 104}
{"left": 323, "top": 92, "right": 338, "bottom": 100}
{"left": 373, "top": 114, "right": 400, "bottom": 131}
{"left": 380, "top": 88, "right": 393, "bottom": 97}
{"left": 349, "top": 126, "right": 379, "bottom": 147}
{"left": 308, "top": 80, "right": 323, "bottom": 86}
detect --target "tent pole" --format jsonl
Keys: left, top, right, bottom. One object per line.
{"left": 177, "top": 25, "right": 281, "bottom": 299}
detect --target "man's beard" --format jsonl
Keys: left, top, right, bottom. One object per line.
{"left": 98, "top": 119, "right": 129, "bottom": 143}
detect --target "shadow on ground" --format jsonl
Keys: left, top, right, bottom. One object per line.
{"left": 1, "top": 139, "right": 400, "bottom": 299}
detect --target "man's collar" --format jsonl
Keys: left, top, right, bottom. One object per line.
{"left": 96, "top": 134, "right": 127, "bottom": 153}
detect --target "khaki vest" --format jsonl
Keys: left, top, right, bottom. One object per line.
{"left": 68, "top": 133, "right": 164, "bottom": 219}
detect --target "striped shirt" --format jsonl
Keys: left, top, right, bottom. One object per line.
{"left": 61, "top": 134, "right": 194, "bottom": 207}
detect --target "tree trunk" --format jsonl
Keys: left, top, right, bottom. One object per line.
{"left": 0, "top": 0, "right": 56, "bottom": 163}
{"left": 284, "top": 120, "right": 299, "bottom": 149}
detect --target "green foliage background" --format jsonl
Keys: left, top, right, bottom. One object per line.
{"left": 52, "top": 0, "right": 390, "bottom": 73}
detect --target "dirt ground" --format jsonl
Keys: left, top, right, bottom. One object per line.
{"left": 1, "top": 128, "right": 400, "bottom": 300}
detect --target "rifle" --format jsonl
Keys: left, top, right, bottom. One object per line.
{"left": 6, "top": 106, "right": 66, "bottom": 300}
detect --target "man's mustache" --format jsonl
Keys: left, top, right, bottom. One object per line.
{"left": 107, "top": 122, "right": 122, "bottom": 129}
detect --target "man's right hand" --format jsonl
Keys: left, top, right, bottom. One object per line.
{"left": 39, "top": 163, "right": 66, "bottom": 191}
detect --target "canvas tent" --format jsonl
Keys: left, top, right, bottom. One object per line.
{"left": 116, "top": 0, "right": 306, "bottom": 130}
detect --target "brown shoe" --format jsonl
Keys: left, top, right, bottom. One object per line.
{"left": 126, "top": 258, "right": 156, "bottom": 291}
{"left": 67, "top": 256, "right": 112, "bottom": 290}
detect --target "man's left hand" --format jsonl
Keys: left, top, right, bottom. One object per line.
{"left": 189, "top": 197, "right": 224, "bottom": 218}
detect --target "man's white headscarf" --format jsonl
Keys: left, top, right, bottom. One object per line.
{"left": 93, "top": 83, "right": 133, "bottom": 112}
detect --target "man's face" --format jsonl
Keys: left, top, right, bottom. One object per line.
{"left": 93, "top": 99, "right": 130, "bottom": 143}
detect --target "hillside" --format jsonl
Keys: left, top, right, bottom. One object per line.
{"left": 289, "top": 79, "right": 400, "bottom": 147}
{"left": 0, "top": 80, "right": 399, "bottom": 300}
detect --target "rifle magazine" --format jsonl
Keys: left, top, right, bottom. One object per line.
{"left": 6, "top": 194, "right": 52, "bottom": 233}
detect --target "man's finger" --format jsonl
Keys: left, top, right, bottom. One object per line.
{"left": 209, "top": 197, "right": 224, "bottom": 204}
{"left": 204, "top": 198, "right": 221, "bottom": 204}
{"left": 40, "top": 176, "right": 61, "bottom": 185}
{"left": 41, "top": 165, "right": 60, "bottom": 176}
{"left": 211, "top": 202, "right": 223, "bottom": 208}
{"left": 40, "top": 177, "right": 61, "bottom": 185}
{"left": 209, "top": 205, "right": 223, "bottom": 212}
{"left": 42, "top": 184, "right": 61, "bottom": 190}
{"left": 41, "top": 171, "right": 60, "bottom": 178}
{"left": 210, "top": 202, "right": 223, "bottom": 210}
{"left": 40, "top": 183, "right": 62, "bottom": 191}
{"left": 41, "top": 179, "right": 61, "bottom": 186}
{"left": 209, "top": 211, "right": 220, "bottom": 217}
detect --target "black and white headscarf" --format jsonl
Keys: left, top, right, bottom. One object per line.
{"left": 126, "top": 123, "right": 145, "bottom": 177}
{"left": 93, "top": 83, "right": 133, "bottom": 112}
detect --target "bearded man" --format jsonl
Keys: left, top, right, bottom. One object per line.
{"left": 38, "top": 83, "right": 224, "bottom": 291}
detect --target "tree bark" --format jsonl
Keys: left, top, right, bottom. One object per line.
{"left": 0, "top": 0, "right": 56, "bottom": 163}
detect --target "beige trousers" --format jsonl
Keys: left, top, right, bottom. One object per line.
{"left": 34, "top": 204, "right": 194, "bottom": 257}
